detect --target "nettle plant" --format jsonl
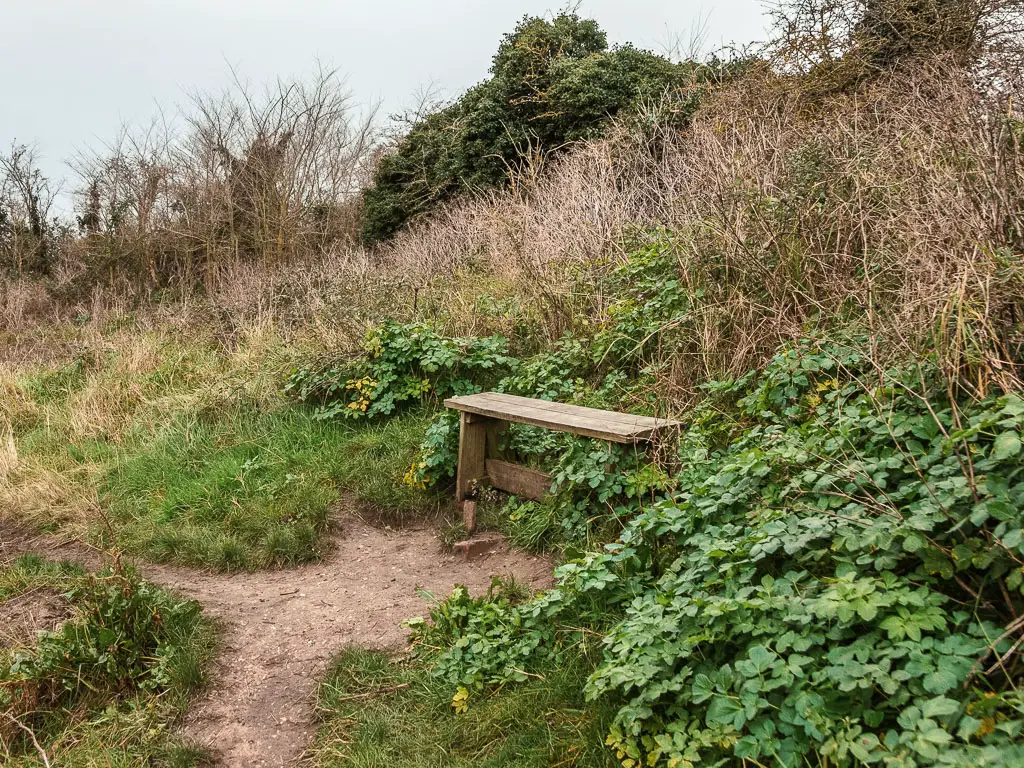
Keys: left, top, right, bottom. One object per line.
{"left": 285, "top": 321, "right": 516, "bottom": 421}
{"left": 413, "top": 339, "right": 1024, "bottom": 768}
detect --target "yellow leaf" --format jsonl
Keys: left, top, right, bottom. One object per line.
{"left": 451, "top": 686, "right": 469, "bottom": 714}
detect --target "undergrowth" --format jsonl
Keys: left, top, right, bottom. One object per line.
{"left": 0, "top": 554, "right": 216, "bottom": 766}
{"left": 4, "top": 10, "right": 1024, "bottom": 763}
{"left": 410, "top": 340, "right": 1024, "bottom": 767}
{"left": 309, "top": 643, "right": 616, "bottom": 766}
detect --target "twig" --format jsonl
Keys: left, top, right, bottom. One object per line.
{"left": 331, "top": 683, "right": 411, "bottom": 703}
{"left": 986, "top": 632, "right": 1024, "bottom": 677}
{"left": 3, "top": 711, "right": 51, "bottom": 767}
{"left": 973, "top": 613, "right": 1024, "bottom": 677}
{"left": 508, "top": 667, "right": 546, "bottom": 680}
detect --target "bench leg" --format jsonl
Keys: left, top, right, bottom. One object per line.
{"left": 456, "top": 413, "right": 492, "bottom": 502}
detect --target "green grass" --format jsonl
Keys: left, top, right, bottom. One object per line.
{"left": 6, "top": 336, "right": 449, "bottom": 571}
{"left": 101, "top": 407, "right": 442, "bottom": 570}
{"left": 308, "top": 648, "right": 617, "bottom": 768}
{"left": 330, "top": 411, "right": 446, "bottom": 525}
{"left": 0, "top": 553, "right": 86, "bottom": 600}
{"left": 0, "top": 554, "right": 217, "bottom": 766}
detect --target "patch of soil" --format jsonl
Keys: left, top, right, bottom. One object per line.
{"left": 0, "top": 511, "right": 554, "bottom": 767}
{"left": 0, "top": 588, "right": 74, "bottom": 649}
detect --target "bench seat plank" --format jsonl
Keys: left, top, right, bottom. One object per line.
{"left": 444, "top": 392, "right": 679, "bottom": 444}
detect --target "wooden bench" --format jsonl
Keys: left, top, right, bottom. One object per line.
{"left": 443, "top": 392, "right": 681, "bottom": 505}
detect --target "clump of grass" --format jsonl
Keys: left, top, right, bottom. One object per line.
{"left": 495, "top": 497, "right": 561, "bottom": 553}
{"left": 330, "top": 412, "right": 445, "bottom": 526}
{"left": 0, "top": 555, "right": 217, "bottom": 766}
{"left": 104, "top": 407, "right": 339, "bottom": 570}
{"left": 438, "top": 520, "right": 469, "bottom": 550}
{"left": 0, "top": 554, "right": 86, "bottom": 600}
{"left": 308, "top": 647, "right": 616, "bottom": 768}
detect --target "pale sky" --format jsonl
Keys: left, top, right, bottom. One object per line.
{"left": 1, "top": 0, "right": 768, "bottom": 204}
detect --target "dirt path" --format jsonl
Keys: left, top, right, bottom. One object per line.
{"left": 0, "top": 514, "right": 554, "bottom": 767}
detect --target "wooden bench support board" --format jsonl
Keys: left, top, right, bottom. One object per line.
{"left": 455, "top": 412, "right": 491, "bottom": 502}
{"left": 485, "top": 459, "right": 552, "bottom": 502}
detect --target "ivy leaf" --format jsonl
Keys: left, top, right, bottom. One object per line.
{"left": 957, "top": 715, "right": 982, "bottom": 740}
{"left": 849, "top": 732, "right": 881, "bottom": 763}
{"left": 1001, "top": 395, "right": 1024, "bottom": 417}
{"left": 1002, "top": 528, "right": 1023, "bottom": 550}
{"left": 734, "top": 735, "right": 761, "bottom": 758}
{"left": 993, "top": 431, "right": 1021, "bottom": 461}
{"left": 691, "top": 673, "right": 714, "bottom": 703}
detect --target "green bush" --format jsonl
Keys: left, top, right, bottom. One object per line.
{"left": 412, "top": 338, "right": 1024, "bottom": 767}
{"left": 8, "top": 568, "right": 205, "bottom": 699}
{"left": 286, "top": 321, "right": 515, "bottom": 422}
{"left": 407, "top": 239, "right": 683, "bottom": 505}
{"left": 360, "top": 14, "right": 702, "bottom": 243}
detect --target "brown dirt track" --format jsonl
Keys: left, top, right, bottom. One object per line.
{"left": 0, "top": 512, "right": 553, "bottom": 767}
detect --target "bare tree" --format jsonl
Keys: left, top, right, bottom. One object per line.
{"left": 0, "top": 144, "right": 58, "bottom": 276}
{"left": 69, "top": 65, "right": 380, "bottom": 288}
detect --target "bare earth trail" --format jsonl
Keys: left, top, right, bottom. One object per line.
{"left": 0, "top": 513, "right": 554, "bottom": 767}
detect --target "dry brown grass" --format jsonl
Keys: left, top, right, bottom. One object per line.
{"left": 356, "top": 59, "right": 1024, "bottom": 402}
{"left": 3, "top": 58, "right": 1022, "bottom": 410}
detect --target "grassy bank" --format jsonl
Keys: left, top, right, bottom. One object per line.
{"left": 1, "top": 327, "right": 443, "bottom": 571}
{"left": 308, "top": 647, "right": 616, "bottom": 768}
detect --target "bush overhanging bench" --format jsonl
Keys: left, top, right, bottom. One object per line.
{"left": 443, "top": 392, "right": 681, "bottom": 505}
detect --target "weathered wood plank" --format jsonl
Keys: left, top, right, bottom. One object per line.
{"left": 485, "top": 459, "right": 552, "bottom": 501}
{"left": 444, "top": 392, "right": 679, "bottom": 443}
{"left": 468, "top": 392, "right": 659, "bottom": 428}
{"left": 485, "top": 419, "right": 507, "bottom": 459}
{"left": 456, "top": 413, "right": 493, "bottom": 502}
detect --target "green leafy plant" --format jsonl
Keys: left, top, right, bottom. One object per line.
{"left": 0, "top": 556, "right": 215, "bottom": 763}
{"left": 407, "top": 239, "right": 686, "bottom": 497}
{"left": 411, "top": 338, "right": 1024, "bottom": 767}
{"left": 286, "top": 321, "right": 516, "bottom": 422}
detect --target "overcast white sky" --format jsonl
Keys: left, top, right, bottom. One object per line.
{"left": 1, "top": 0, "right": 768, "bottom": 204}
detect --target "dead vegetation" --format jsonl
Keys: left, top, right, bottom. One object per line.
{"left": 1, "top": 1, "right": 1022, "bottom": 402}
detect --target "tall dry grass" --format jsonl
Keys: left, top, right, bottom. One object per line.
{"left": 4, "top": 57, "right": 1023, "bottom": 407}
{"left": 362, "top": 59, "right": 1024, "bottom": 402}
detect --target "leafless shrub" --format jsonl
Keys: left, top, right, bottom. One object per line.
{"left": 67, "top": 66, "right": 379, "bottom": 290}
{"left": 354, "top": 57, "right": 1024, "bottom": 403}
{"left": 766, "top": 0, "right": 1024, "bottom": 91}
{"left": 655, "top": 60, "right": 1024, "bottom": 399}
{"left": 0, "top": 144, "right": 59, "bottom": 277}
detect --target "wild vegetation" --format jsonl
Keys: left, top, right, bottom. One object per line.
{"left": 1, "top": 328, "right": 435, "bottom": 570}
{"left": 359, "top": 13, "right": 711, "bottom": 244}
{"left": 4, "top": 0, "right": 1024, "bottom": 765}
{"left": 0, "top": 554, "right": 216, "bottom": 766}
